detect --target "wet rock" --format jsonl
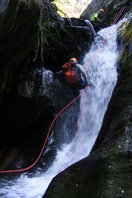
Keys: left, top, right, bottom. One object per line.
{"left": 0, "top": 92, "right": 54, "bottom": 169}
{"left": 44, "top": 148, "right": 132, "bottom": 198}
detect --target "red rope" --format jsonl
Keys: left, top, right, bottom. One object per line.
{"left": 112, "top": 7, "right": 126, "bottom": 25}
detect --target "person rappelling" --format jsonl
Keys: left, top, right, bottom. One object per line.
{"left": 91, "top": 8, "right": 105, "bottom": 22}
{"left": 90, "top": 8, "right": 106, "bottom": 31}
{"left": 55, "top": 57, "right": 89, "bottom": 91}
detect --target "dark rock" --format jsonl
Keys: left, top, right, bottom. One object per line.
{"left": 0, "top": 93, "right": 54, "bottom": 170}
{"left": 44, "top": 150, "right": 132, "bottom": 198}
{"left": 0, "top": 95, "right": 53, "bottom": 144}
{"left": 0, "top": 0, "right": 40, "bottom": 101}
{"left": 0, "top": 0, "right": 47, "bottom": 170}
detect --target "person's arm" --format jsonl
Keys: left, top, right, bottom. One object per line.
{"left": 76, "top": 64, "right": 89, "bottom": 85}
{"left": 61, "top": 62, "right": 69, "bottom": 69}
{"left": 96, "top": 13, "right": 100, "bottom": 21}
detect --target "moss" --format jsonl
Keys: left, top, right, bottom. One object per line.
{"left": 41, "top": 22, "right": 50, "bottom": 46}
{"left": 35, "top": 0, "right": 40, "bottom": 6}
{"left": 41, "top": 19, "right": 62, "bottom": 61}
{"left": 117, "top": 17, "right": 132, "bottom": 73}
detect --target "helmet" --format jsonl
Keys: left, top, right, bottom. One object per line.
{"left": 100, "top": 8, "right": 104, "bottom": 13}
{"left": 69, "top": 57, "right": 78, "bottom": 64}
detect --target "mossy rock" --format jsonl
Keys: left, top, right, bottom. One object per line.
{"left": 117, "top": 15, "right": 132, "bottom": 73}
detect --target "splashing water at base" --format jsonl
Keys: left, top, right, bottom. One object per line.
{"left": 0, "top": 21, "right": 124, "bottom": 198}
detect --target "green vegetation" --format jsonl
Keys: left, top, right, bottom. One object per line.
{"left": 53, "top": 0, "right": 91, "bottom": 18}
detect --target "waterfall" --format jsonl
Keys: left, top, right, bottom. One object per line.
{"left": 85, "top": 20, "right": 97, "bottom": 36}
{"left": 0, "top": 0, "right": 9, "bottom": 13}
{"left": 0, "top": 21, "right": 124, "bottom": 198}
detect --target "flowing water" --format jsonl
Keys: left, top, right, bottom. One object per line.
{"left": 0, "top": 21, "right": 123, "bottom": 197}
{"left": 0, "top": 0, "right": 9, "bottom": 13}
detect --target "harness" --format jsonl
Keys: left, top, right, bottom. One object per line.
{"left": 62, "top": 62, "right": 81, "bottom": 84}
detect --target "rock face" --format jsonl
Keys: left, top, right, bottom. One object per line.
{"left": 0, "top": 0, "right": 40, "bottom": 101}
{"left": 43, "top": 5, "right": 132, "bottom": 198}
{"left": 0, "top": 0, "right": 46, "bottom": 170}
